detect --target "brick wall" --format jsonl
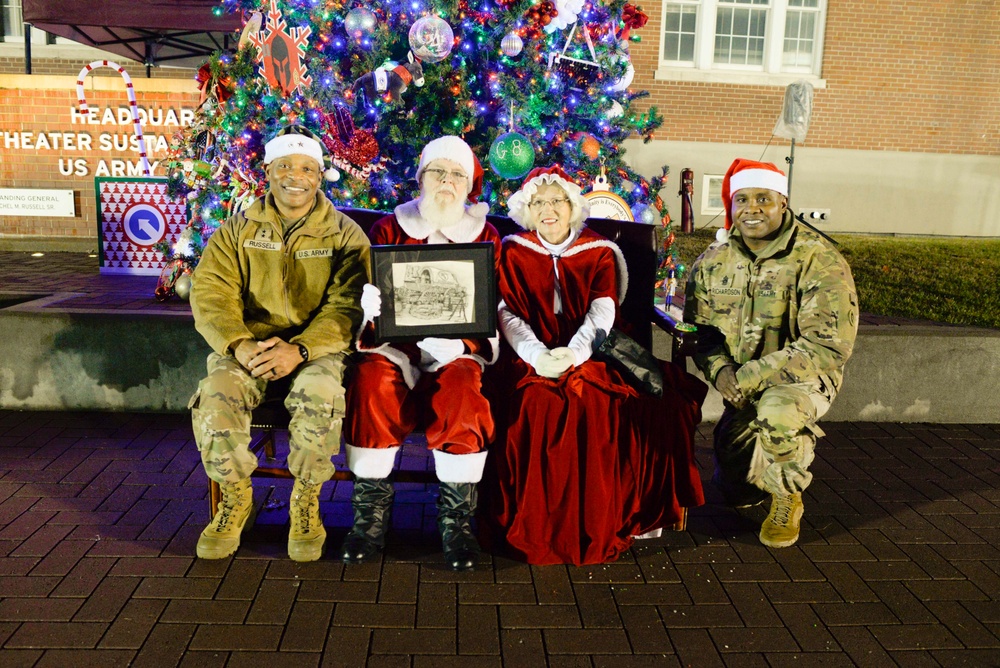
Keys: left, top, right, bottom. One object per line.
{"left": 0, "top": 77, "right": 200, "bottom": 239}
{"left": 0, "top": 55, "right": 195, "bottom": 78}
{"left": 628, "top": 0, "right": 1000, "bottom": 155}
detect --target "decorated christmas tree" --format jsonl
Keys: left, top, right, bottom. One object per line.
{"left": 158, "top": 0, "right": 680, "bottom": 299}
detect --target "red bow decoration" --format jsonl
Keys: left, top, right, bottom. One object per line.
{"left": 196, "top": 63, "right": 233, "bottom": 105}
{"left": 620, "top": 4, "right": 649, "bottom": 41}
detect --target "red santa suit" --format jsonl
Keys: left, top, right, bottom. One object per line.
{"left": 343, "top": 199, "right": 501, "bottom": 482}
{"left": 485, "top": 227, "right": 705, "bottom": 565}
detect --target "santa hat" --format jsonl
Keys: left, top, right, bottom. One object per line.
{"left": 506, "top": 165, "right": 590, "bottom": 227}
{"left": 416, "top": 135, "right": 485, "bottom": 203}
{"left": 718, "top": 158, "right": 788, "bottom": 242}
{"left": 264, "top": 126, "right": 340, "bottom": 182}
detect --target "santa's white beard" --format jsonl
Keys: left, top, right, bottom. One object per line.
{"left": 417, "top": 193, "right": 466, "bottom": 229}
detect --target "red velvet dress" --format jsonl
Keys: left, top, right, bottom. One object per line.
{"left": 485, "top": 229, "right": 705, "bottom": 565}
{"left": 344, "top": 212, "right": 501, "bottom": 454}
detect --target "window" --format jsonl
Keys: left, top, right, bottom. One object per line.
{"left": 1, "top": 0, "right": 23, "bottom": 40}
{"left": 658, "top": 0, "right": 827, "bottom": 85}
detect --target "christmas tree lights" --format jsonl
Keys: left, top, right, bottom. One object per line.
{"left": 159, "top": 0, "right": 679, "bottom": 299}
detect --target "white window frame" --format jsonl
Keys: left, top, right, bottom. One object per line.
{"left": 656, "top": 0, "right": 828, "bottom": 87}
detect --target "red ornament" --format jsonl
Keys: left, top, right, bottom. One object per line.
{"left": 155, "top": 258, "right": 193, "bottom": 302}
{"left": 526, "top": 1, "right": 557, "bottom": 30}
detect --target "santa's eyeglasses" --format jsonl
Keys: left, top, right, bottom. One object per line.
{"left": 423, "top": 168, "right": 468, "bottom": 183}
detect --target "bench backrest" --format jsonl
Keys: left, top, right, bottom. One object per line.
{"left": 339, "top": 208, "right": 658, "bottom": 349}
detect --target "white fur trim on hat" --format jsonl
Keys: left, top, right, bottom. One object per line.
{"left": 729, "top": 168, "right": 788, "bottom": 197}
{"left": 417, "top": 136, "right": 475, "bottom": 194}
{"left": 506, "top": 173, "right": 589, "bottom": 227}
{"left": 263, "top": 133, "right": 325, "bottom": 168}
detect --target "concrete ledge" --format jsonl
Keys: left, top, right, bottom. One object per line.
{"left": 3, "top": 294, "right": 997, "bottom": 423}
{"left": 654, "top": 324, "right": 1000, "bottom": 424}
{"left": 0, "top": 307, "right": 208, "bottom": 411}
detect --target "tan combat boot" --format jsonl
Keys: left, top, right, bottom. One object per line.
{"left": 288, "top": 479, "right": 326, "bottom": 562}
{"left": 197, "top": 478, "right": 254, "bottom": 559}
{"left": 759, "top": 492, "right": 804, "bottom": 548}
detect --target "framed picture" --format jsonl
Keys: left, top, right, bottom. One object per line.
{"left": 370, "top": 242, "right": 497, "bottom": 343}
{"left": 701, "top": 174, "right": 725, "bottom": 216}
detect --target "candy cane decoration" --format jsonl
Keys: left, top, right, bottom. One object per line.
{"left": 77, "top": 60, "right": 151, "bottom": 177}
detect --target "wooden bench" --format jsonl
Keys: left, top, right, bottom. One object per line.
{"left": 208, "top": 208, "right": 698, "bottom": 527}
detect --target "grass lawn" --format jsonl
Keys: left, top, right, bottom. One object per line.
{"left": 672, "top": 227, "right": 1000, "bottom": 330}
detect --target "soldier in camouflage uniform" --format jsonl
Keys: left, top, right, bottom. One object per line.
{"left": 684, "top": 158, "right": 858, "bottom": 548}
{"left": 189, "top": 126, "right": 370, "bottom": 561}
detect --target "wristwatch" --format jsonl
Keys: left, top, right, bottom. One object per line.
{"left": 297, "top": 343, "right": 309, "bottom": 362}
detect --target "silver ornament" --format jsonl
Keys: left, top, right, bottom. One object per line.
{"left": 174, "top": 273, "right": 192, "bottom": 301}
{"left": 501, "top": 32, "right": 524, "bottom": 57}
{"left": 345, "top": 8, "right": 377, "bottom": 43}
{"left": 632, "top": 203, "right": 658, "bottom": 225}
{"left": 408, "top": 16, "right": 454, "bottom": 63}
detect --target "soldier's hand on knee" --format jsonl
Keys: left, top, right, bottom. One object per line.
{"left": 233, "top": 339, "right": 261, "bottom": 371}
{"left": 249, "top": 337, "right": 300, "bottom": 380}
{"left": 715, "top": 366, "right": 748, "bottom": 408}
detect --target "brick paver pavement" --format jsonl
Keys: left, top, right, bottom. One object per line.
{"left": 0, "top": 411, "right": 997, "bottom": 666}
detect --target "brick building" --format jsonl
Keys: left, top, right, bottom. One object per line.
{"left": 1, "top": 0, "right": 998, "bottom": 250}
{"left": 625, "top": 0, "right": 999, "bottom": 237}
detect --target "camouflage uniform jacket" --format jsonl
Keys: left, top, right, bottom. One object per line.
{"left": 684, "top": 210, "right": 858, "bottom": 398}
{"left": 190, "top": 192, "right": 371, "bottom": 361}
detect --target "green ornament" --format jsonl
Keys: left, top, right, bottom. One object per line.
{"left": 488, "top": 131, "right": 535, "bottom": 180}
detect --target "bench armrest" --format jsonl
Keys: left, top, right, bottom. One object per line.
{"left": 652, "top": 305, "right": 698, "bottom": 360}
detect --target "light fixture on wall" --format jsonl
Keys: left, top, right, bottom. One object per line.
{"left": 773, "top": 80, "right": 814, "bottom": 202}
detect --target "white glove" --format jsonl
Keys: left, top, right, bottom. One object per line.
{"left": 534, "top": 346, "right": 576, "bottom": 379}
{"left": 416, "top": 337, "right": 466, "bottom": 365}
{"left": 361, "top": 283, "right": 381, "bottom": 323}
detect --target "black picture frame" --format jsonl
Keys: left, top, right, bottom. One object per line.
{"left": 370, "top": 242, "right": 497, "bottom": 343}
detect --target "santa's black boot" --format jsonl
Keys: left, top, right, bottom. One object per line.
{"left": 437, "top": 482, "right": 480, "bottom": 571}
{"left": 340, "top": 477, "right": 394, "bottom": 564}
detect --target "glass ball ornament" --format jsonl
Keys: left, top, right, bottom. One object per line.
{"left": 345, "top": 8, "right": 378, "bottom": 45}
{"left": 578, "top": 133, "right": 601, "bottom": 161}
{"left": 632, "top": 202, "right": 658, "bottom": 225}
{"left": 607, "top": 55, "right": 635, "bottom": 92}
{"left": 501, "top": 32, "right": 524, "bottom": 57}
{"left": 606, "top": 100, "right": 625, "bottom": 119}
{"left": 173, "top": 273, "right": 193, "bottom": 301}
{"left": 488, "top": 131, "right": 535, "bottom": 180}
{"left": 408, "top": 16, "right": 454, "bottom": 63}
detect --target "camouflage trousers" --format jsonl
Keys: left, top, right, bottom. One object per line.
{"left": 713, "top": 380, "right": 832, "bottom": 502}
{"left": 189, "top": 352, "right": 347, "bottom": 485}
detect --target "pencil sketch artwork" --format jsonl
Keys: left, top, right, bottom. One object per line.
{"left": 390, "top": 260, "right": 475, "bottom": 326}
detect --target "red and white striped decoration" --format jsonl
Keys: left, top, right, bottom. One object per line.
{"left": 76, "top": 60, "right": 152, "bottom": 177}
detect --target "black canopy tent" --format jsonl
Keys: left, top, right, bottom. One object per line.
{"left": 22, "top": 0, "right": 242, "bottom": 72}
